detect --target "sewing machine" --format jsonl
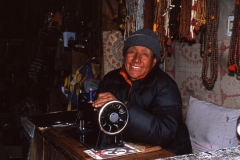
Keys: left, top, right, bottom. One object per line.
{"left": 66, "top": 92, "right": 129, "bottom": 150}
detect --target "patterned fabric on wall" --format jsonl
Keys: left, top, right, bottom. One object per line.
{"left": 102, "top": 30, "right": 124, "bottom": 76}
{"left": 165, "top": 41, "right": 240, "bottom": 121}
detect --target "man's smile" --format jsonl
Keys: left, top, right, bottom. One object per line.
{"left": 131, "top": 65, "right": 141, "bottom": 69}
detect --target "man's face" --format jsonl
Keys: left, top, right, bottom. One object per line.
{"left": 124, "top": 46, "right": 157, "bottom": 81}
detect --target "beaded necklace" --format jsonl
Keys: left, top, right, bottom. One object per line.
{"left": 195, "top": 0, "right": 206, "bottom": 27}
{"left": 163, "top": 0, "right": 171, "bottom": 38}
{"left": 197, "top": 0, "right": 207, "bottom": 57}
{"left": 228, "top": 0, "right": 240, "bottom": 77}
{"left": 189, "top": 0, "right": 197, "bottom": 41}
{"left": 165, "top": 0, "right": 175, "bottom": 55}
{"left": 201, "top": 0, "right": 219, "bottom": 90}
{"left": 179, "top": 0, "right": 192, "bottom": 40}
{"left": 153, "top": 0, "right": 167, "bottom": 61}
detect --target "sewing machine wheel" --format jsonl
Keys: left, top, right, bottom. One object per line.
{"left": 98, "top": 100, "right": 129, "bottom": 135}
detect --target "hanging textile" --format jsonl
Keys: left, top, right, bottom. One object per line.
{"left": 28, "top": 58, "right": 51, "bottom": 87}
{"left": 64, "top": 59, "right": 100, "bottom": 111}
{"left": 102, "top": 30, "right": 124, "bottom": 76}
{"left": 124, "top": 0, "right": 145, "bottom": 39}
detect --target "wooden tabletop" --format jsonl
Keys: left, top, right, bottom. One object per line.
{"left": 39, "top": 126, "right": 176, "bottom": 160}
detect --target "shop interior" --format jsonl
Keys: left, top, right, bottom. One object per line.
{"left": 0, "top": 0, "right": 240, "bottom": 160}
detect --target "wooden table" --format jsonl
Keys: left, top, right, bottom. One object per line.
{"left": 28, "top": 126, "right": 175, "bottom": 160}
{"left": 24, "top": 111, "right": 175, "bottom": 160}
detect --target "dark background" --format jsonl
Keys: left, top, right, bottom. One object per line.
{"left": 0, "top": 1, "right": 101, "bottom": 159}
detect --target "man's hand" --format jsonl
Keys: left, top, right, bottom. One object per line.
{"left": 92, "top": 92, "right": 117, "bottom": 108}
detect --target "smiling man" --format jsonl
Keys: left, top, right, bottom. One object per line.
{"left": 92, "top": 29, "right": 192, "bottom": 155}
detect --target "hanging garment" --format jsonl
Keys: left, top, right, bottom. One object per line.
{"left": 28, "top": 58, "right": 51, "bottom": 87}
{"left": 64, "top": 58, "right": 100, "bottom": 110}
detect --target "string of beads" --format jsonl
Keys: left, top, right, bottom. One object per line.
{"left": 153, "top": 0, "right": 168, "bottom": 61}
{"left": 228, "top": 0, "right": 240, "bottom": 76}
{"left": 179, "top": 0, "right": 192, "bottom": 39}
{"left": 201, "top": 0, "right": 219, "bottom": 90}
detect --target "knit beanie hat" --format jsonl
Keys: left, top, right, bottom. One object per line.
{"left": 123, "top": 29, "right": 161, "bottom": 61}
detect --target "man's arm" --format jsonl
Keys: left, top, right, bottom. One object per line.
{"left": 124, "top": 83, "right": 182, "bottom": 147}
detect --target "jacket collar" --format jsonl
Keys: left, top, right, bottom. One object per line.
{"left": 119, "top": 65, "right": 155, "bottom": 85}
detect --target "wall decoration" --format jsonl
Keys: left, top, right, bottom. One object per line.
{"left": 201, "top": 0, "right": 220, "bottom": 90}
{"left": 179, "top": 74, "right": 219, "bottom": 119}
{"left": 124, "top": 0, "right": 144, "bottom": 39}
{"left": 228, "top": 0, "right": 240, "bottom": 77}
{"left": 169, "top": 39, "right": 240, "bottom": 120}
{"left": 102, "top": 30, "right": 124, "bottom": 76}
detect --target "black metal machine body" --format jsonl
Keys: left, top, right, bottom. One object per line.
{"left": 75, "top": 95, "right": 129, "bottom": 150}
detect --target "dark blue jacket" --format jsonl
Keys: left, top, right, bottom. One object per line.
{"left": 97, "top": 65, "right": 192, "bottom": 155}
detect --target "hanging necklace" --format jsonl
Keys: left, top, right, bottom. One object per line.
{"left": 197, "top": 0, "right": 207, "bottom": 57}
{"left": 179, "top": 0, "right": 192, "bottom": 40}
{"left": 189, "top": 0, "right": 197, "bottom": 41}
{"left": 228, "top": 0, "right": 240, "bottom": 78}
{"left": 164, "top": 0, "right": 175, "bottom": 56}
{"left": 153, "top": 0, "right": 168, "bottom": 61}
{"left": 201, "top": 0, "right": 219, "bottom": 90}
{"left": 195, "top": 0, "right": 206, "bottom": 27}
